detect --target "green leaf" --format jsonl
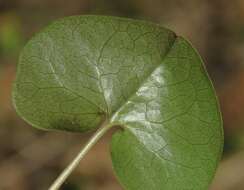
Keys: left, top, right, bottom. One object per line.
{"left": 13, "top": 15, "right": 223, "bottom": 190}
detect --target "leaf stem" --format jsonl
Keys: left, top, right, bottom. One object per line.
{"left": 49, "top": 121, "right": 111, "bottom": 190}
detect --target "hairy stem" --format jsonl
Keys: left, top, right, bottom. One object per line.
{"left": 49, "top": 121, "right": 111, "bottom": 190}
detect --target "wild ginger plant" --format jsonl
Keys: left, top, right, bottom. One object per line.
{"left": 12, "top": 15, "right": 223, "bottom": 190}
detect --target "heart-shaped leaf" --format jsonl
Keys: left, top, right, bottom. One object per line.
{"left": 13, "top": 15, "right": 223, "bottom": 190}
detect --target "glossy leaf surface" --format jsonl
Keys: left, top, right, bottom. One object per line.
{"left": 13, "top": 15, "right": 223, "bottom": 190}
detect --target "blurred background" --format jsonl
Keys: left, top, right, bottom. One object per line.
{"left": 0, "top": 0, "right": 244, "bottom": 189}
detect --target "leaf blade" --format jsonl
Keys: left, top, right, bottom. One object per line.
{"left": 13, "top": 16, "right": 223, "bottom": 189}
